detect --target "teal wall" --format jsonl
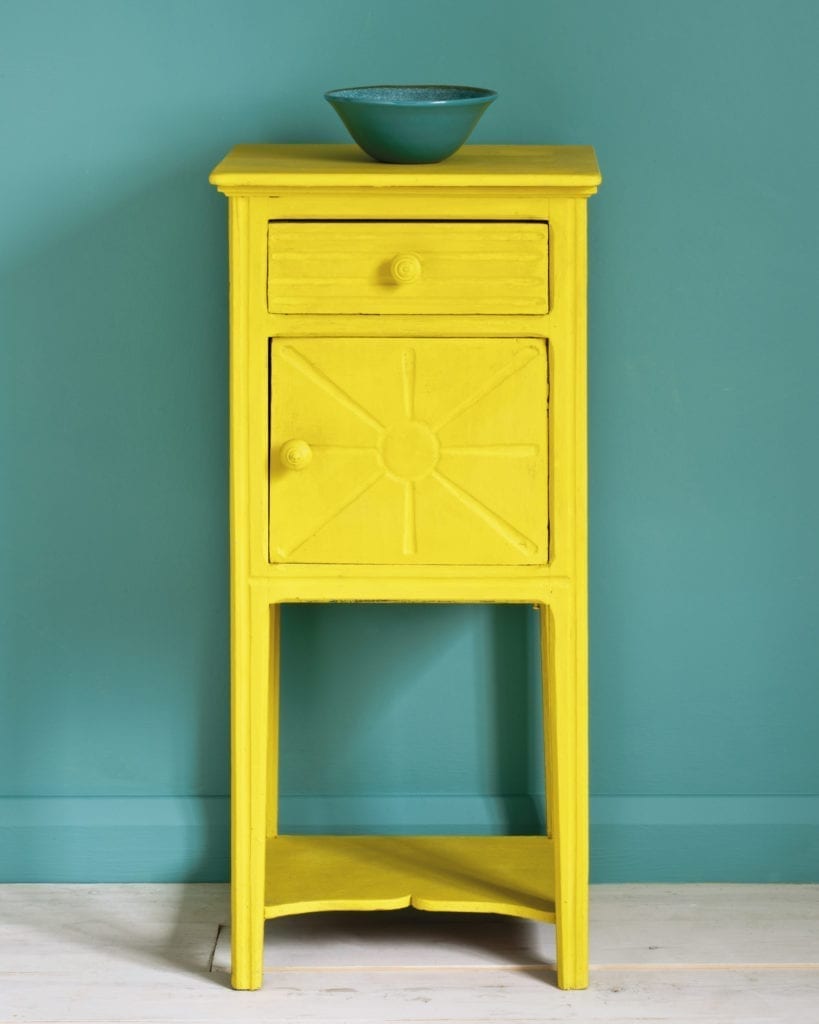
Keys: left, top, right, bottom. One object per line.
{"left": 2, "top": 0, "right": 817, "bottom": 882}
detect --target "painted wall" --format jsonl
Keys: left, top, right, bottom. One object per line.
{"left": 1, "top": 0, "right": 817, "bottom": 882}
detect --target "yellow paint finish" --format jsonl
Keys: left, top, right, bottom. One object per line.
{"left": 210, "top": 144, "right": 600, "bottom": 992}
{"left": 264, "top": 836, "right": 555, "bottom": 921}
{"left": 269, "top": 337, "right": 548, "bottom": 565}
{"left": 268, "top": 221, "right": 548, "bottom": 314}
{"left": 210, "top": 143, "right": 602, "bottom": 194}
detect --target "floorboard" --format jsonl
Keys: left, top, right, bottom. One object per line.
{"left": 1, "top": 883, "right": 817, "bottom": 1023}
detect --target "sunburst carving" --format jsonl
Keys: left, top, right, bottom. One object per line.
{"left": 274, "top": 342, "right": 545, "bottom": 561}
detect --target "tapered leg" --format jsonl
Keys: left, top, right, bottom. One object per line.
{"left": 231, "top": 589, "right": 273, "bottom": 990}
{"left": 540, "top": 591, "right": 589, "bottom": 989}
{"left": 266, "top": 604, "right": 281, "bottom": 838}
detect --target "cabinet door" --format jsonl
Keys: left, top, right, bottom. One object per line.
{"left": 269, "top": 337, "right": 548, "bottom": 565}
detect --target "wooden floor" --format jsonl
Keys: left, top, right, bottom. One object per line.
{"left": 2, "top": 883, "right": 818, "bottom": 1022}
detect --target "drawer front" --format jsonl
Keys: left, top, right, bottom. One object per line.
{"left": 267, "top": 222, "right": 549, "bottom": 315}
{"left": 269, "top": 337, "right": 548, "bottom": 565}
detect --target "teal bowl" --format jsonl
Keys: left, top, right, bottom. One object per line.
{"left": 325, "top": 85, "right": 497, "bottom": 164}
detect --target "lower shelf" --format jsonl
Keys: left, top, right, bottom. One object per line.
{"left": 264, "top": 834, "right": 555, "bottom": 923}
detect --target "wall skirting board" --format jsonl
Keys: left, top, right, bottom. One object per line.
{"left": 2, "top": 796, "right": 817, "bottom": 883}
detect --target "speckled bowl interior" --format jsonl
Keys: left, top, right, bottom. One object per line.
{"left": 326, "top": 85, "right": 497, "bottom": 105}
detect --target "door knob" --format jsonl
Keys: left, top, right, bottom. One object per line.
{"left": 390, "top": 252, "right": 422, "bottom": 284}
{"left": 280, "top": 439, "right": 312, "bottom": 470}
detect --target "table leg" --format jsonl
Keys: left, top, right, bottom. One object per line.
{"left": 540, "top": 591, "right": 588, "bottom": 989}
{"left": 231, "top": 590, "right": 272, "bottom": 990}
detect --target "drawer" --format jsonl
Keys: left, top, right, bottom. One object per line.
{"left": 269, "top": 337, "right": 548, "bottom": 565}
{"left": 267, "top": 222, "right": 549, "bottom": 315}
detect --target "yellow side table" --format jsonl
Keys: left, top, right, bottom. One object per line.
{"left": 209, "top": 144, "right": 601, "bottom": 990}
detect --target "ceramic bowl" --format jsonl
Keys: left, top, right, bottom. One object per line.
{"left": 325, "top": 85, "right": 497, "bottom": 164}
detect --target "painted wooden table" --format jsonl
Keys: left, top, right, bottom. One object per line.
{"left": 209, "top": 144, "right": 601, "bottom": 991}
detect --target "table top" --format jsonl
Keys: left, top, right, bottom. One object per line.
{"left": 209, "top": 144, "right": 601, "bottom": 194}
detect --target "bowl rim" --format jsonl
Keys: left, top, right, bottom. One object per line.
{"left": 325, "top": 84, "right": 497, "bottom": 107}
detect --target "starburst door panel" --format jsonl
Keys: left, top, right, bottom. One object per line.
{"left": 269, "top": 338, "right": 549, "bottom": 565}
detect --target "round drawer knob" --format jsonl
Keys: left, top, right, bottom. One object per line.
{"left": 280, "top": 439, "right": 312, "bottom": 470}
{"left": 390, "top": 252, "right": 422, "bottom": 284}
